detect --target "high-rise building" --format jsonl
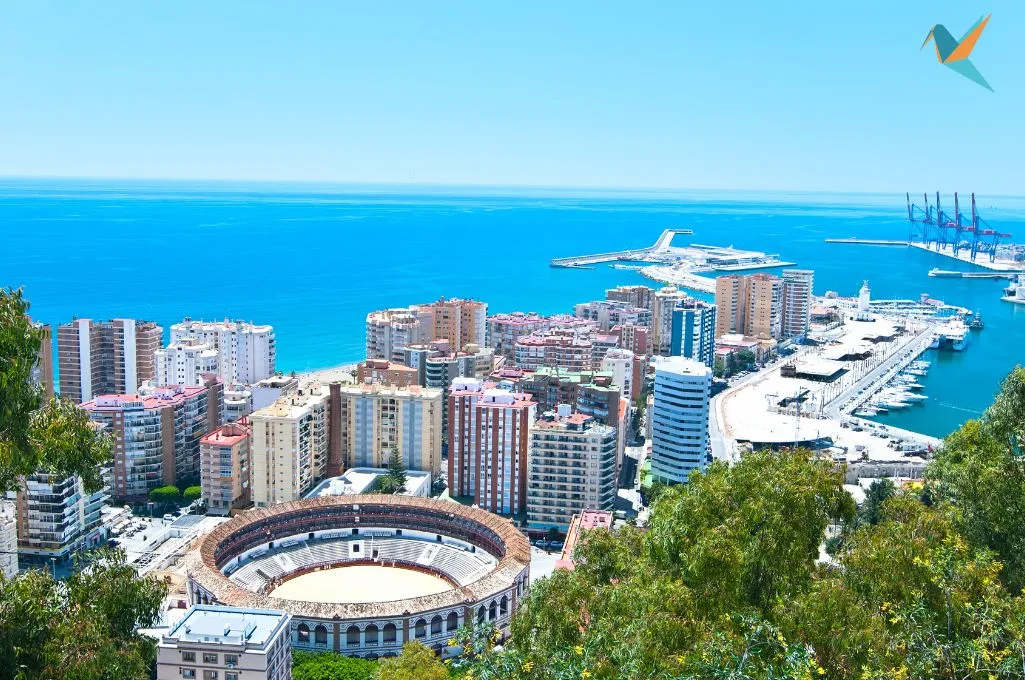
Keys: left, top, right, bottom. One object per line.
{"left": 649, "top": 357, "right": 712, "bottom": 484}
{"left": 57, "top": 318, "right": 163, "bottom": 403}
{"left": 155, "top": 605, "right": 292, "bottom": 680}
{"left": 527, "top": 407, "right": 618, "bottom": 531}
{"left": 651, "top": 286, "right": 690, "bottom": 356}
{"left": 514, "top": 325, "right": 618, "bottom": 373}
{"left": 714, "top": 274, "right": 784, "bottom": 341}
{"left": 609, "top": 323, "right": 650, "bottom": 356}
{"left": 714, "top": 275, "right": 747, "bottom": 339}
{"left": 366, "top": 298, "right": 487, "bottom": 365}
{"left": 601, "top": 348, "right": 638, "bottom": 401}
{"left": 11, "top": 472, "right": 108, "bottom": 564}
{"left": 671, "top": 299, "right": 717, "bottom": 367}
{"left": 201, "top": 419, "right": 252, "bottom": 516}
{"left": 32, "top": 322, "right": 54, "bottom": 398}
{"left": 365, "top": 308, "right": 429, "bottom": 363}
{"left": 486, "top": 312, "right": 549, "bottom": 361}
{"left": 606, "top": 284, "right": 653, "bottom": 310}
{"left": 155, "top": 338, "right": 220, "bottom": 387}
{"left": 447, "top": 379, "right": 535, "bottom": 515}
{"left": 574, "top": 300, "right": 652, "bottom": 332}
{"left": 781, "top": 269, "right": 815, "bottom": 339}
{"left": 170, "top": 319, "right": 276, "bottom": 385}
{"left": 249, "top": 385, "right": 330, "bottom": 507}
{"left": 0, "top": 502, "right": 17, "bottom": 578}
{"left": 224, "top": 386, "right": 254, "bottom": 423}
{"left": 83, "top": 380, "right": 222, "bottom": 501}
{"left": 424, "top": 297, "right": 488, "bottom": 351}
{"left": 329, "top": 383, "right": 443, "bottom": 476}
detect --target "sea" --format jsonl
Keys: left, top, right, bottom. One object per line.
{"left": 3, "top": 179, "right": 1024, "bottom": 439}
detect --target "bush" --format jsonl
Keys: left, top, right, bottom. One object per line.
{"left": 293, "top": 650, "right": 376, "bottom": 680}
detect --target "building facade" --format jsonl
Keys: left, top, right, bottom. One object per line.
{"left": 156, "top": 605, "right": 292, "bottom": 680}
{"left": 527, "top": 408, "right": 618, "bottom": 531}
{"left": 12, "top": 472, "right": 108, "bottom": 564}
{"left": 574, "top": 300, "right": 652, "bottom": 332}
{"left": 486, "top": 312, "right": 549, "bottom": 361}
{"left": 249, "top": 385, "right": 330, "bottom": 507}
{"left": 670, "top": 299, "right": 717, "bottom": 367}
{"left": 609, "top": 323, "right": 650, "bottom": 357}
{"left": 781, "top": 269, "right": 815, "bottom": 340}
{"left": 651, "top": 286, "right": 690, "bottom": 356}
{"left": 649, "top": 356, "right": 712, "bottom": 484}
{"left": 605, "top": 284, "right": 653, "bottom": 310}
{"left": 0, "top": 502, "right": 17, "bottom": 578}
{"left": 356, "top": 359, "right": 420, "bottom": 388}
{"left": 32, "top": 322, "right": 54, "bottom": 398}
{"left": 600, "top": 348, "right": 638, "bottom": 401}
{"left": 155, "top": 339, "right": 220, "bottom": 387}
{"left": 57, "top": 318, "right": 163, "bottom": 403}
{"left": 714, "top": 274, "right": 784, "bottom": 341}
{"left": 171, "top": 319, "right": 276, "bottom": 385}
{"left": 365, "top": 308, "right": 428, "bottom": 363}
{"left": 83, "top": 382, "right": 221, "bottom": 501}
{"left": 201, "top": 419, "right": 252, "bottom": 516}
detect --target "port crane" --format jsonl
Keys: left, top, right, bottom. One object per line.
{"left": 907, "top": 192, "right": 1012, "bottom": 263}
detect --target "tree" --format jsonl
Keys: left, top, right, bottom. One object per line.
{"left": 0, "top": 288, "right": 112, "bottom": 494}
{"left": 858, "top": 478, "right": 896, "bottom": 526}
{"left": 292, "top": 650, "right": 376, "bottom": 680}
{"left": 385, "top": 449, "right": 407, "bottom": 495}
{"left": 149, "top": 485, "right": 181, "bottom": 507}
{"left": 0, "top": 549, "right": 166, "bottom": 679}
{"left": 713, "top": 357, "right": 726, "bottom": 378}
{"left": 545, "top": 527, "right": 561, "bottom": 544}
{"left": 182, "top": 485, "right": 202, "bottom": 502}
{"left": 737, "top": 348, "right": 757, "bottom": 367}
{"left": 374, "top": 641, "right": 448, "bottom": 680}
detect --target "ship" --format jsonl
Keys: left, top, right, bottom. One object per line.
{"left": 1002, "top": 275, "right": 1025, "bottom": 305}
{"left": 968, "top": 312, "right": 984, "bottom": 330}
{"left": 931, "top": 318, "right": 970, "bottom": 351}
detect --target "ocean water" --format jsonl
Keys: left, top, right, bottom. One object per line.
{"left": 3, "top": 179, "right": 1024, "bottom": 439}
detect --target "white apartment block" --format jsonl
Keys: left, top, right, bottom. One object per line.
{"left": 249, "top": 385, "right": 330, "bottom": 506}
{"left": 155, "top": 339, "right": 220, "bottom": 387}
{"left": 156, "top": 605, "right": 292, "bottom": 680}
{"left": 0, "top": 502, "right": 17, "bottom": 578}
{"left": 782, "top": 269, "right": 815, "bottom": 340}
{"left": 171, "top": 319, "right": 276, "bottom": 385}
{"left": 601, "top": 348, "right": 636, "bottom": 401}
{"left": 366, "top": 308, "right": 427, "bottom": 363}
{"left": 10, "top": 472, "right": 108, "bottom": 564}
{"left": 649, "top": 356, "right": 712, "bottom": 485}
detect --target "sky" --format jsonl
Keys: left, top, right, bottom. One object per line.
{"left": 1, "top": 1, "right": 1023, "bottom": 193}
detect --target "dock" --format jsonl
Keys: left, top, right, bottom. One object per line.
{"left": 825, "top": 238, "right": 910, "bottom": 246}
{"left": 910, "top": 243, "right": 1024, "bottom": 272}
{"left": 928, "top": 269, "right": 1018, "bottom": 279}
{"left": 550, "top": 228, "right": 690, "bottom": 268}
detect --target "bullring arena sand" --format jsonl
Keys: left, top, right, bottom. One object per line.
{"left": 269, "top": 564, "right": 452, "bottom": 603}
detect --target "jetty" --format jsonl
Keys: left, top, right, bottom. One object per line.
{"left": 825, "top": 238, "right": 909, "bottom": 246}
{"left": 550, "top": 228, "right": 689, "bottom": 268}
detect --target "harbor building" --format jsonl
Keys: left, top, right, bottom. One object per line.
{"left": 9, "top": 472, "right": 108, "bottom": 565}
{"left": 329, "top": 383, "right": 443, "bottom": 477}
{"left": 651, "top": 286, "right": 690, "bottom": 356}
{"left": 356, "top": 359, "right": 420, "bottom": 388}
{"left": 782, "top": 269, "right": 815, "bottom": 340}
{"left": 155, "top": 338, "right": 220, "bottom": 387}
{"left": 486, "top": 312, "right": 549, "bottom": 361}
{"left": 249, "top": 384, "right": 330, "bottom": 507}
{"left": 83, "top": 380, "right": 221, "bottom": 501}
{"left": 605, "top": 284, "right": 654, "bottom": 310}
{"left": 201, "top": 419, "right": 252, "bottom": 516}
{"left": 1, "top": 503, "right": 17, "bottom": 578}
{"left": 714, "top": 274, "right": 784, "bottom": 340}
{"left": 574, "top": 300, "right": 652, "bottom": 332}
{"left": 649, "top": 357, "right": 712, "bottom": 484}
{"left": 155, "top": 605, "right": 292, "bottom": 680}
{"left": 527, "top": 407, "right": 618, "bottom": 531}
{"left": 57, "top": 318, "right": 162, "bottom": 403}
{"left": 170, "top": 319, "right": 276, "bottom": 385}
{"left": 32, "top": 321, "right": 54, "bottom": 398}
{"left": 447, "top": 378, "right": 536, "bottom": 515}
{"left": 670, "top": 299, "right": 717, "bottom": 367}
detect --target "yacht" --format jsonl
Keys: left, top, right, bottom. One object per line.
{"left": 932, "top": 319, "right": 970, "bottom": 351}
{"left": 968, "top": 312, "right": 984, "bottom": 330}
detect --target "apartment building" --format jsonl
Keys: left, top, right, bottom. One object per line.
{"left": 11, "top": 472, "right": 108, "bottom": 564}
{"left": 670, "top": 299, "right": 717, "bottom": 367}
{"left": 605, "top": 284, "right": 653, "bottom": 310}
{"left": 224, "top": 386, "right": 254, "bottom": 423}
{"left": 329, "top": 383, "right": 442, "bottom": 476}
{"left": 83, "top": 380, "right": 222, "bottom": 501}
{"left": 356, "top": 359, "right": 420, "bottom": 388}
{"left": 651, "top": 286, "right": 690, "bottom": 356}
{"left": 609, "top": 323, "right": 650, "bottom": 357}
{"left": 423, "top": 297, "right": 488, "bottom": 351}
{"left": 201, "top": 419, "right": 252, "bottom": 516}
{"left": 365, "top": 308, "right": 429, "bottom": 363}
{"left": 781, "top": 269, "right": 815, "bottom": 340}
{"left": 714, "top": 274, "right": 784, "bottom": 341}
{"left": 601, "top": 348, "right": 640, "bottom": 400}
{"left": 155, "top": 338, "right": 220, "bottom": 387}
{"left": 715, "top": 275, "right": 747, "bottom": 339}
{"left": 57, "top": 318, "right": 163, "bottom": 403}
{"left": 574, "top": 300, "right": 652, "bottom": 332}
{"left": 447, "top": 379, "right": 535, "bottom": 515}
{"left": 156, "top": 606, "right": 292, "bottom": 680}
{"left": 514, "top": 327, "right": 618, "bottom": 373}
{"left": 527, "top": 407, "right": 618, "bottom": 531}
{"left": 170, "top": 319, "right": 276, "bottom": 385}
{"left": 513, "top": 368, "right": 625, "bottom": 432}
{"left": 0, "top": 503, "right": 17, "bottom": 578}
{"left": 249, "top": 385, "right": 330, "bottom": 506}
{"left": 486, "top": 312, "right": 549, "bottom": 361}
{"left": 649, "top": 356, "right": 712, "bottom": 484}
{"left": 32, "top": 322, "right": 54, "bottom": 398}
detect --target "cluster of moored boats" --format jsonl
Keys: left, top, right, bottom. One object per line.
{"left": 853, "top": 360, "right": 930, "bottom": 417}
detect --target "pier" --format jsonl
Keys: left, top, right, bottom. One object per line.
{"left": 825, "top": 238, "right": 909, "bottom": 246}
{"left": 550, "top": 228, "right": 690, "bottom": 268}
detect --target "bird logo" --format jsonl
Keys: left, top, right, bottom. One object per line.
{"left": 922, "top": 14, "right": 993, "bottom": 91}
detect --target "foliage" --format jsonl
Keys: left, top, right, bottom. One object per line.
{"left": 148, "top": 485, "right": 181, "bottom": 504}
{"left": 713, "top": 356, "right": 726, "bottom": 378}
{"left": 182, "top": 485, "right": 202, "bottom": 502}
{"left": 374, "top": 641, "right": 448, "bottom": 680}
{"left": 0, "top": 288, "right": 113, "bottom": 494}
{"left": 383, "top": 449, "right": 407, "bottom": 495}
{"left": 858, "top": 478, "right": 895, "bottom": 527}
{"left": 736, "top": 348, "right": 757, "bottom": 367}
{"left": 292, "top": 650, "right": 377, "bottom": 680}
{"left": 0, "top": 548, "right": 166, "bottom": 680}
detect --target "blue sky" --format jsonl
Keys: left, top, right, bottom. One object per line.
{"left": 1, "top": 1, "right": 1023, "bottom": 192}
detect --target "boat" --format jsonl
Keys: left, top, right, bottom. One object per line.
{"left": 903, "top": 393, "right": 928, "bottom": 402}
{"left": 905, "top": 367, "right": 928, "bottom": 376}
{"left": 1002, "top": 275, "right": 1025, "bottom": 305}
{"left": 853, "top": 408, "right": 878, "bottom": 417}
{"left": 932, "top": 319, "right": 970, "bottom": 351}
{"left": 911, "top": 360, "right": 931, "bottom": 368}
{"left": 968, "top": 312, "right": 984, "bottom": 330}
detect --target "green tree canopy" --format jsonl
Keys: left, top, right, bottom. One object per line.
{"left": 385, "top": 449, "right": 407, "bottom": 494}
{"left": 182, "top": 485, "right": 202, "bottom": 502}
{"left": 292, "top": 650, "right": 377, "bottom": 680}
{"left": 149, "top": 485, "right": 181, "bottom": 504}
{"left": 374, "top": 641, "right": 448, "bottom": 680}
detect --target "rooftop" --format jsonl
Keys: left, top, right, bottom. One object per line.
{"left": 163, "top": 605, "right": 289, "bottom": 648}
{"left": 201, "top": 419, "right": 251, "bottom": 447}
{"left": 557, "top": 510, "right": 614, "bottom": 570}
{"left": 304, "top": 467, "right": 432, "bottom": 498}
{"left": 82, "top": 386, "right": 208, "bottom": 411}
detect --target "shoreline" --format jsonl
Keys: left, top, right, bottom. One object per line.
{"left": 297, "top": 363, "right": 359, "bottom": 384}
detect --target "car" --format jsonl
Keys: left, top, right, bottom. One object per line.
{"left": 163, "top": 513, "right": 175, "bottom": 522}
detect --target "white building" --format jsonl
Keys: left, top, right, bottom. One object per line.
{"left": 249, "top": 385, "right": 330, "bottom": 507}
{"left": 0, "top": 502, "right": 17, "bottom": 578}
{"left": 601, "top": 348, "right": 636, "bottom": 401}
{"left": 304, "top": 467, "right": 433, "bottom": 499}
{"left": 171, "top": 319, "right": 276, "bottom": 385}
{"left": 365, "top": 308, "right": 428, "bottom": 363}
{"left": 782, "top": 269, "right": 815, "bottom": 339}
{"left": 155, "top": 339, "right": 220, "bottom": 387}
{"left": 223, "top": 386, "right": 254, "bottom": 423}
{"left": 9, "top": 472, "right": 108, "bottom": 564}
{"left": 156, "top": 605, "right": 292, "bottom": 680}
{"left": 856, "top": 280, "right": 873, "bottom": 321}
{"left": 649, "top": 356, "right": 712, "bottom": 484}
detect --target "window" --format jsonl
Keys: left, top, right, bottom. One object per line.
{"left": 430, "top": 615, "right": 442, "bottom": 635}
{"left": 314, "top": 625, "right": 328, "bottom": 646}
{"left": 203, "top": 654, "right": 218, "bottom": 664}
{"left": 446, "top": 612, "right": 458, "bottom": 632}
{"left": 415, "top": 619, "right": 426, "bottom": 639}
{"left": 224, "top": 654, "right": 238, "bottom": 667}
{"left": 383, "top": 623, "right": 397, "bottom": 644}
{"left": 346, "top": 625, "right": 361, "bottom": 647}
{"left": 183, "top": 671, "right": 196, "bottom": 680}
{"left": 203, "top": 672, "right": 218, "bottom": 680}
{"left": 297, "top": 623, "right": 310, "bottom": 643}
{"left": 226, "top": 674, "right": 238, "bottom": 680}
{"left": 182, "top": 651, "right": 196, "bottom": 663}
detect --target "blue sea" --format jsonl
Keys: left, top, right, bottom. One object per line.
{"left": 3, "top": 179, "right": 1025, "bottom": 439}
